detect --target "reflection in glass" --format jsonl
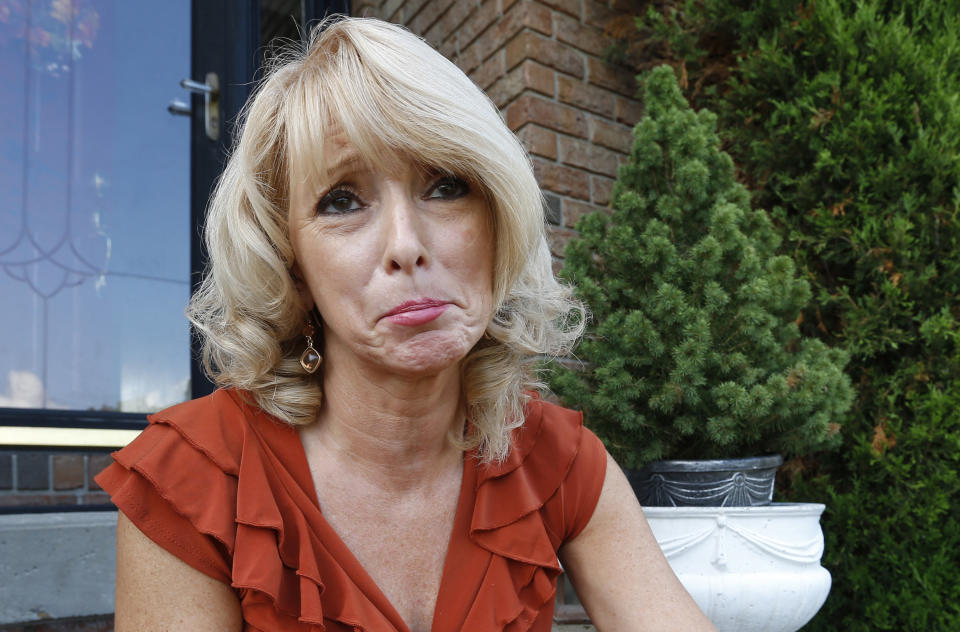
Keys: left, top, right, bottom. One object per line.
{"left": 0, "top": 1, "right": 191, "bottom": 413}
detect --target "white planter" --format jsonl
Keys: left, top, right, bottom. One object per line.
{"left": 643, "top": 503, "right": 831, "bottom": 632}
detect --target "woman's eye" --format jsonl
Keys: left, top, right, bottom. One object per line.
{"left": 426, "top": 176, "right": 470, "bottom": 200}
{"left": 317, "top": 188, "right": 362, "bottom": 215}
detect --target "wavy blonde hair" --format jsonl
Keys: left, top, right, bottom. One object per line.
{"left": 188, "top": 17, "right": 585, "bottom": 462}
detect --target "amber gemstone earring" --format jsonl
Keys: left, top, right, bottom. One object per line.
{"left": 300, "top": 321, "right": 323, "bottom": 374}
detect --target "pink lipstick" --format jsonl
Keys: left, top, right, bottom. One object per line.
{"left": 382, "top": 298, "right": 450, "bottom": 326}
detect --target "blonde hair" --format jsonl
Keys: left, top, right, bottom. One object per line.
{"left": 188, "top": 17, "right": 585, "bottom": 462}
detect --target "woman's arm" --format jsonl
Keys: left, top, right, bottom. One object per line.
{"left": 559, "top": 452, "right": 718, "bottom": 632}
{"left": 114, "top": 510, "right": 243, "bottom": 631}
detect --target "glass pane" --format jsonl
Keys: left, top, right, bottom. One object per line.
{"left": 0, "top": 1, "right": 191, "bottom": 413}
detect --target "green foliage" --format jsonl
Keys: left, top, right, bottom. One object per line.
{"left": 618, "top": 1, "right": 960, "bottom": 628}
{"left": 550, "top": 66, "right": 853, "bottom": 469}
{"left": 789, "top": 382, "right": 960, "bottom": 631}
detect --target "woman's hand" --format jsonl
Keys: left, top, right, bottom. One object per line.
{"left": 559, "top": 453, "right": 718, "bottom": 632}
{"left": 114, "top": 511, "right": 242, "bottom": 631}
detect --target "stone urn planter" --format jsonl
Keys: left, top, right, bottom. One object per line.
{"left": 643, "top": 503, "right": 831, "bottom": 632}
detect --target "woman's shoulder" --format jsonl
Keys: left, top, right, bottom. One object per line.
{"left": 482, "top": 395, "right": 588, "bottom": 477}
{"left": 142, "top": 389, "right": 261, "bottom": 473}
{"left": 138, "top": 388, "right": 307, "bottom": 474}
{"left": 473, "top": 395, "right": 607, "bottom": 541}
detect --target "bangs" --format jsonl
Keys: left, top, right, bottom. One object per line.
{"left": 283, "top": 23, "right": 501, "bottom": 193}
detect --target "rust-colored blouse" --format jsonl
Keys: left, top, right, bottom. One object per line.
{"left": 95, "top": 389, "right": 606, "bottom": 631}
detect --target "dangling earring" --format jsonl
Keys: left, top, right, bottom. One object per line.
{"left": 300, "top": 321, "right": 323, "bottom": 374}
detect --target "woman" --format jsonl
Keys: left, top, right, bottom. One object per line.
{"left": 96, "top": 17, "right": 715, "bottom": 632}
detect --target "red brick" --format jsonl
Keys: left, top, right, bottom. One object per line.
{"left": 563, "top": 198, "right": 608, "bottom": 228}
{"left": 518, "top": 0, "right": 553, "bottom": 36}
{"left": 546, "top": 225, "right": 578, "bottom": 257}
{"left": 587, "top": 56, "right": 638, "bottom": 97}
{"left": 16, "top": 452, "right": 48, "bottom": 490}
{"left": 554, "top": 11, "right": 608, "bottom": 57}
{"left": 487, "top": 73, "right": 523, "bottom": 108}
{"left": 518, "top": 124, "right": 558, "bottom": 159}
{"left": 0, "top": 493, "right": 78, "bottom": 507}
{"left": 88, "top": 454, "right": 113, "bottom": 491}
{"left": 539, "top": 0, "right": 580, "bottom": 18}
{"left": 353, "top": 1, "right": 382, "bottom": 17}
{"left": 410, "top": 0, "right": 455, "bottom": 35}
{"left": 591, "top": 174, "right": 615, "bottom": 205}
{"left": 557, "top": 75, "right": 615, "bottom": 118}
{"left": 398, "top": 0, "right": 431, "bottom": 25}
{"left": 53, "top": 454, "right": 84, "bottom": 490}
{"left": 558, "top": 136, "right": 620, "bottom": 176}
{"left": 460, "top": 1, "right": 548, "bottom": 73}
{"left": 506, "top": 31, "right": 584, "bottom": 78}
{"left": 428, "top": 0, "right": 474, "bottom": 46}
{"left": 492, "top": 0, "right": 552, "bottom": 41}
{"left": 584, "top": 0, "right": 618, "bottom": 29}
{"left": 589, "top": 114, "right": 633, "bottom": 153}
{"left": 502, "top": 0, "right": 520, "bottom": 11}
{"left": 487, "top": 59, "right": 554, "bottom": 107}
{"left": 82, "top": 492, "right": 112, "bottom": 505}
{"left": 506, "top": 94, "right": 588, "bottom": 137}
{"left": 440, "top": 38, "right": 457, "bottom": 59}
{"left": 457, "top": 42, "right": 483, "bottom": 74}
{"left": 380, "top": 0, "right": 405, "bottom": 21}
{"left": 532, "top": 157, "right": 591, "bottom": 199}
{"left": 0, "top": 453, "right": 11, "bottom": 489}
{"left": 522, "top": 60, "right": 555, "bottom": 96}
{"left": 457, "top": 0, "right": 500, "bottom": 52}
{"left": 471, "top": 49, "right": 505, "bottom": 90}
{"left": 615, "top": 95, "right": 644, "bottom": 125}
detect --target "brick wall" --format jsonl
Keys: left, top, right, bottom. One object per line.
{"left": 353, "top": 0, "right": 642, "bottom": 265}
{"left": 0, "top": 451, "right": 113, "bottom": 509}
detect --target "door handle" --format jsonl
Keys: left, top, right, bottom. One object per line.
{"left": 168, "top": 72, "right": 221, "bottom": 141}
{"left": 167, "top": 99, "right": 191, "bottom": 116}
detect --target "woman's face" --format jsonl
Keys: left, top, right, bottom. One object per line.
{"left": 288, "top": 134, "right": 495, "bottom": 380}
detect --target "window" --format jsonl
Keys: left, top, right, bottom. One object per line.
{"left": 0, "top": 2, "right": 192, "bottom": 422}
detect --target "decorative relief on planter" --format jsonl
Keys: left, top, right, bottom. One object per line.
{"left": 629, "top": 455, "right": 783, "bottom": 506}
{"left": 656, "top": 512, "right": 825, "bottom": 568}
{"left": 644, "top": 503, "right": 831, "bottom": 632}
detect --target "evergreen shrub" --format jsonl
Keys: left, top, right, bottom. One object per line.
{"left": 550, "top": 66, "right": 852, "bottom": 469}
{"left": 610, "top": 1, "right": 960, "bottom": 629}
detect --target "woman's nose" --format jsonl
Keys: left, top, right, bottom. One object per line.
{"left": 381, "top": 194, "right": 428, "bottom": 273}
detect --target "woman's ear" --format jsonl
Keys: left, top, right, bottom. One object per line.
{"left": 290, "top": 262, "right": 315, "bottom": 312}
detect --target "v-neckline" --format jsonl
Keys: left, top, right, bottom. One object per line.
{"left": 290, "top": 427, "right": 481, "bottom": 632}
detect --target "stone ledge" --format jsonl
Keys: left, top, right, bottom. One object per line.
{"left": 0, "top": 512, "right": 116, "bottom": 624}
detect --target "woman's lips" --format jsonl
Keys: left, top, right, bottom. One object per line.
{"left": 382, "top": 298, "right": 450, "bottom": 326}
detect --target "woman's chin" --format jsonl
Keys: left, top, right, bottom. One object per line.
{"left": 379, "top": 330, "right": 477, "bottom": 377}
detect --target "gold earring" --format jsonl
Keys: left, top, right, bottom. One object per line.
{"left": 300, "top": 322, "right": 323, "bottom": 374}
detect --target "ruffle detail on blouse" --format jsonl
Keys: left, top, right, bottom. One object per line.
{"left": 105, "top": 389, "right": 397, "bottom": 632}
{"left": 464, "top": 398, "right": 587, "bottom": 632}
{"left": 98, "top": 389, "right": 602, "bottom": 632}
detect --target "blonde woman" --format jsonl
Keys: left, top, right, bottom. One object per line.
{"left": 96, "top": 17, "right": 715, "bottom": 632}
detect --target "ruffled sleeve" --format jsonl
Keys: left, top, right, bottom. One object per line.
{"left": 454, "top": 396, "right": 607, "bottom": 632}
{"left": 94, "top": 390, "right": 354, "bottom": 632}
{"left": 95, "top": 420, "right": 235, "bottom": 583}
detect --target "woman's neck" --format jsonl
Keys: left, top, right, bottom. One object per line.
{"left": 304, "top": 357, "right": 465, "bottom": 493}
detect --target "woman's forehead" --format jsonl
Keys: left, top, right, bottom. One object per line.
{"left": 292, "top": 124, "right": 458, "bottom": 186}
